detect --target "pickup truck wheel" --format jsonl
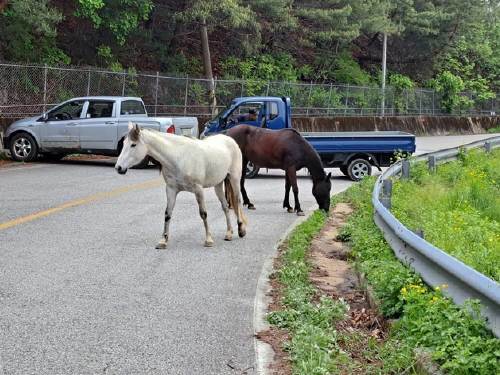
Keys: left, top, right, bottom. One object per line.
{"left": 10, "top": 132, "right": 38, "bottom": 162}
{"left": 245, "top": 161, "right": 260, "bottom": 179}
{"left": 347, "top": 158, "right": 371, "bottom": 181}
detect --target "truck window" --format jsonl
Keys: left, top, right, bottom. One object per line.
{"left": 268, "top": 102, "right": 279, "bottom": 120}
{"left": 120, "top": 100, "right": 146, "bottom": 115}
{"left": 47, "top": 100, "right": 85, "bottom": 121}
{"left": 87, "top": 101, "right": 114, "bottom": 118}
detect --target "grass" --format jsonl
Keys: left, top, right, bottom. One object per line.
{"left": 391, "top": 148, "right": 500, "bottom": 281}
{"left": 486, "top": 126, "right": 500, "bottom": 133}
{"left": 268, "top": 171, "right": 499, "bottom": 374}
{"left": 341, "top": 177, "right": 500, "bottom": 374}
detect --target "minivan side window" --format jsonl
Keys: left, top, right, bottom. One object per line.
{"left": 86, "top": 101, "right": 114, "bottom": 118}
{"left": 120, "top": 100, "right": 146, "bottom": 115}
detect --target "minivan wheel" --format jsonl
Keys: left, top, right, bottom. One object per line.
{"left": 10, "top": 132, "right": 38, "bottom": 162}
{"left": 347, "top": 158, "right": 371, "bottom": 181}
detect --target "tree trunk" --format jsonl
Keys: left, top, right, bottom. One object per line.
{"left": 200, "top": 20, "right": 217, "bottom": 115}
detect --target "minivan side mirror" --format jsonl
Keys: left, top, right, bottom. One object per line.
{"left": 42, "top": 113, "right": 48, "bottom": 121}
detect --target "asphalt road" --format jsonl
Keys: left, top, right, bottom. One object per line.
{"left": 0, "top": 134, "right": 496, "bottom": 374}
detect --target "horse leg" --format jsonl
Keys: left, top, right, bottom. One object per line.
{"left": 240, "top": 158, "right": 255, "bottom": 209}
{"left": 155, "top": 186, "right": 178, "bottom": 249}
{"left": 214, "top": 182, "right": 233, "bottom": 241}
{"left": 283, "top": 173, "right": 293, "bottom": 213}
{"left": 194, "top": 186, "right": 214, "bottom": 247}
{"left": 229, "top": 175, "right": 247, "bottom": 238}
{"left": 287, "top": 167, "right": 304, "bottom": 216}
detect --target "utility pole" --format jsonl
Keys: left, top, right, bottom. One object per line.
{"left": 381, "top": 32, "right": 387, "bottom": 116}
{"left": 200, "top": 19, "right": 217, "bottom": 115}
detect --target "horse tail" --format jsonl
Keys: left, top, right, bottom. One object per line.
{"left": 225, "top": 175, "right": 247, "bottom": 226}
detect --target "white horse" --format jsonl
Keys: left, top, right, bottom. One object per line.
{"left": 115, "top": 122, "right": 247, "bottom": 248}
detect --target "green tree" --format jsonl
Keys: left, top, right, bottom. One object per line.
{"left": 0, "top": 0, "right": 68, "bottom": 64}
{"left": 75, "top": 0, "right": 154, "bottom": 46}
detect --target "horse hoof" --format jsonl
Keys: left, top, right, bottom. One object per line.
{"left": 155, "top": 242, "right": 167, "bottom": 250}
{"left": 296, "top": 211, "right": 305, "bottom": 216}
{"left": 224, "top": 234, "right": 233, "bottom": 241}
{"left": 248, "top": 204, "right": 256, "bottom": 210}
{"left": 204, "top": 240, "right": 214, "bottom": 247}
{"left": 287, "top": 208, "right": 294, "bottom": 213}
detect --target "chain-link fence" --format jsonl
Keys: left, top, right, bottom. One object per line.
{"left": 0, "top": 62, "right": 498, "bottom": 118}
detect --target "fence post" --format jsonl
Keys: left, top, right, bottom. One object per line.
{"left": 266, "top": 81, "right": 270, "bottom": 96}
{"left": 327, "top": 83, "right": 333, "bottom": 116}
{"left": 306, "top": 81, "right": 313, "bottom": 116}
{"left": 484, "top": 141, "right": 492, "bottom": 153}
{"left": 154, "top": 72, "right": 159, "bottom": 116}
{"left": 381, "top": 179, "right": 392, "bottom": 209}
{"left": 43, "top": 64, "right": 48, "bottom": 113}
{"left": 184, "top": 77, "right": 189, "bottom": 115}
{"left": 121, "top": 72, "right": 126, "bottom": 96}
{"left": 344, "top": 84, "right": 348, "bottom": 116}
{"left": 87, "top": 70, "right": 91, "bottom": 96}
{"left": 419, "top": 89, "right": 422, "bottom": 115}
{"left": 401, "top": 159, "right": 410, "bottom": 179}
{"left": 428, "top": 155, "right": 436, "bottom": 172}
{"left": 432, "top": 90, "right": 435, "bottom": 115}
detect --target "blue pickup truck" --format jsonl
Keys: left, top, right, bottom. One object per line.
{"left": 202, "top": 96, "right": 416, "bottom": 181}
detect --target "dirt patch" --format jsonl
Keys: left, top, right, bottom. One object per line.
{"left": 309, "top": 203, "right": 387, "bottom": 342}
{"left": 0, "top": 158, "right": 14, "bottom": 168}
{"left": 63, "top": 154, "right": 115, "bottom": 161}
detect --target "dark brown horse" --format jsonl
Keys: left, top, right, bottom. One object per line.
{"left": 226, "top": 125, "right": 331, "bottom": 215}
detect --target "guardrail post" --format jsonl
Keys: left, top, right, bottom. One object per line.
{"left": 484, "top": 141, "right": 492, "bottom": 153}
{"left": 428, "top": 155, "right": 436, "bottom": 172}
{"left": 401, "top": 159, "right": 410, "bottom": 179}
{"left": 414, "top": 229, "right": 425, "bottom": 239}
{"left": 380, "top": 179, "right": 392, "bottom": 209}
{"left": 154, "top": 71, "right": 159, "bottom": 117}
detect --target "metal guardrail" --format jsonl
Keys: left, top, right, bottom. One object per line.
{"left": 372, "top": 136, "right": 500, "bottom": 337}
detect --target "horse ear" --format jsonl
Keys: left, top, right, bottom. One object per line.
{"left": 326, "top": 172, "right": 332, "bottom": 180}
{"left": 130, "top": 123, "right": 140, "bottom": 141}
{"left": 128, "top": 121, "right": 134, "bottom": 131}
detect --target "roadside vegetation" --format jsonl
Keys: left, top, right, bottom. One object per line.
{"left": 392, "top": 148, "right": 500, "bottom": 282}
{"left": 267, "top": 174, "right": 500, "bottom": 374}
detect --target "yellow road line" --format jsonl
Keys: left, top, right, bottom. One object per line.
{"left": 0, "top": 178, "right": 163, "bottom": 231}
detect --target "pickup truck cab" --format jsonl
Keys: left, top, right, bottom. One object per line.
{"left": 202, "top": 96, "right": 416, "bottom": 180}
{"left": 4, "top": 96, "right": 198, "bottom": 162}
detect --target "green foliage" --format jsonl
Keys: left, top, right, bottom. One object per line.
{"left": 0, "top": 0, "right": 69, "bottom": 64}
{"left": 342, "top": 176, "right": 500, "bottom": 374}
{"left": 431, "top": 71, "right": 472, "bottom": 113}
{"left": 267, "top": 210, "right": 350, "bottom": 374}
{"left": 392, "top": 149, "right": 500, "bottom": 281}
{"left": 389, "top": 73, "right": 414, "bottom": 114}
{"left": 76, "top": 0, "right": 153, "bottom": 46}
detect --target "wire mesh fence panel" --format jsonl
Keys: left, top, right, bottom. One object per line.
{"left": 0, "top": 65, "right": 45, "bottom": 117}
{"left": 215, "top": 80, "right": 242, "bottom": 108}
{"left": 0, "top": 62, "right": 498, "bottom": 118}
{"left": 45, "top": 67, "right": 89, "bottom": 109}
{"left": 154, "top": 76, "right": 189, "bottom": 115}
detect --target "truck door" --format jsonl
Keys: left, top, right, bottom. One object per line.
{"left": 40, "top": 100, "right": 83, "bottom": 150}
{"left": 78, "top": 100, "right": 117, "bottom": 150}
{"left": 265, "top": 101, "right": 282, "bottom": 129}
{"left": 228, "top": 102, "right": 264, "bottom": 128}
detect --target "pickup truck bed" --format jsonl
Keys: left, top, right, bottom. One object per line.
{"left": 303, "top": 131, "right": 415, "bottom": 167}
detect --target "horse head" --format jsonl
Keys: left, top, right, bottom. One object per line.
{"left": 115, "top": 122, "right": 148, "bottom": 175}
{"left": 312, "top": 172, "right": 332, "bottom": 212}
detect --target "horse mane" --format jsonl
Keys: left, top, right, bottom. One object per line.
{"left": 285, "top": 128, "right": 326, "bottom": 182}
